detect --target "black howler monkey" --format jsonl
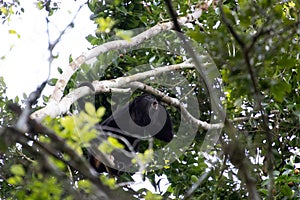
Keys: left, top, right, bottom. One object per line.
{"left": 89, "top": 93, "right": 174, "bottom": 175}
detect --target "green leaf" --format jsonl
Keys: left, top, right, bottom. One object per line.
{"left": 98, "top": 141, "right": 114, "bottom": 154}
{"left": 36, "top": 1, "right": 43, "bottom": 10}
{"left": 222, "top": 5, "right": 235, "bottom": 24}
{"left": 49, "top": 157, "right": 66, "bottom": 171}
{"left": 271, "top": 81, "right": 292, "bottom": 102}
{"left": 42, "top": 95, "right": 49, "bottom": 102}
{"left": 234, "top": 98, "right": 243, "bottom": 108}
{"left": 60, "top": 116, "right": 75, "bottom": 132}
{"left": 0, "top": 7, "right": 8, "bottom": 15}
{"left": 48, "top": 78, "right": 58, "bottom": 86}
{"left": 96, "top": 107, "right": 105, "bottom": 118}
{"left": 8, "top": 29, "right": 17, "bottom": 34}
{"left": 10, "top": 164, "right": 25, "bottom": 176}
{"left": 191, "top": 175, "right": 198, "bottom": 183}
{"left": 108, "top": 136, "right": 124, "bottom": 149}
{"left": 280, "top": 185, "right": 293, "bottom": 196}
{"left": 7, "top": 176, "right": 23, "bottom": 185}
{"left": 95, "top": 17, "right": 116, "bottom": 33}
{"left": 80, "top": 130, "right": 97, "bottom": 143}
{"left": 133, "top": 149, "right": 153, "bottom": 165}
{"left": 77, "top": 180, "right": 93, "bottom": 193}
{"left": 144, "top": 191, "right": 162, "bottom": 200}
{"left": 57, "top": 67, "right": 63, "bottom": 74}
{"left": 116, "top": 30, "right": 133, "bottom": 41}
{"left": 0, "top": 137, "right": 7, "bottom": 153}
{"left": 100, "top": 174, "right": 117, "bottom": 189}
{"left": 85, "top": 102, "right": 96, "bottom": 116}
{"left": 8, "top": 29, "right": 20, "bottom": 38}
{"left": 274, "top": 4, "right": 284, "bottom": 18}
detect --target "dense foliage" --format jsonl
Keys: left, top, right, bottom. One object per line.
{"left": 0, "top": 0, "right": 299, "bottom": 199}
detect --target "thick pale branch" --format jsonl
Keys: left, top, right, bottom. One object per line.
{"left": 92, "top": 62, "right": 194, "bottom": 90}
{"left": 31, "top": 63, "right": 194, "bottom": 121}
{"left": 33, "top": 59, "right": 262, "bottom": 130}
{"left": 48, "top": 7, "right": 208, "bottom": 104}
{"left": 32, "top": 62, "right": 224, "bottom": 131}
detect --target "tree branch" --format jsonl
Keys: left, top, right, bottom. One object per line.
{"left": 31, "top": 62, "right": 194, "bottom": 121}
{"left": 163, "top": 0, "right": 260, "bottom": 198}
{"left": 126, "top": 81, "right": 224, "bottom": 130}
{"left": 220, "top": 2, "right": 274, "bottom": 199}
{"left": 47, "top": 5, "right": 210, "bottom": 104}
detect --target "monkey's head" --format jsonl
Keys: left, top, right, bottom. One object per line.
{"left": 129, "top": 94, "right": 173, "bottom": 142}
{"left": 129, "top": 94, "right": 159, "bottom": 126}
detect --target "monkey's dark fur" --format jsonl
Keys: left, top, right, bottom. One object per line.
{"left": 89, "top": 93, "right": 174, "bottom": 175}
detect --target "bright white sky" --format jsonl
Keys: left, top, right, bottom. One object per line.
{"left": 0, "top": 0, "right": 96, "bottom": 98}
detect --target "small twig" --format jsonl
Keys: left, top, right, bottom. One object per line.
{"left": 218, "top": 2, "right": 245, "bottom": 48}
{"left": 16, "top": 80, "right": 47, "bottom": 132}
{"left": 16, "top": 148, "right": 35, "bottom": 163}
{"left": 46, "top": 3, "right": 85, "bottom": 67}
{"left": 184, "top": 169, "right": 212, "bottom": 199}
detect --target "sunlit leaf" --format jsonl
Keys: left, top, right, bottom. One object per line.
{"left": 96, "top": 107, "right": 105, "bottom": 118}
{"left": 271, "top": 81, "right": 292, "bottom": 102}
{"left": 116, "top": 30, "right": 133, "bottom": 41}
{"left": 8, "top": 29, "right": 17, "bottom": 34}
{"left": 10, "top": 164, "right": 25, "bottom": 176}
{"left": 77, "top": 180, "right": 93, "bottom": 193}
{"left": 108, "top": 136, "right": 124, "bottom": 149}
{"left": 7, "top": 176, "right": 23, "bottom": 185}
{"left": 48, "top": 78, "right": 58, "bottom": 86}
{"left": 98, "top": 140, "right": 114, "bottom": 154}
{"left": 144, "top": 191, "right": 162, "bottom": 200}
{"left": 80, "top": 130, "right": 97, "bottom": 143}
{"left": 100, "top": 174, "right": 117, "bottom": 189}
{"left": 85, "top": 102, "right": 96, "bottom": 116}
{"left": 60, "top": 116, "right": 75, "bottom": 132}
{"left": 95, "top": 17, "right": 116, "bottom": 33}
